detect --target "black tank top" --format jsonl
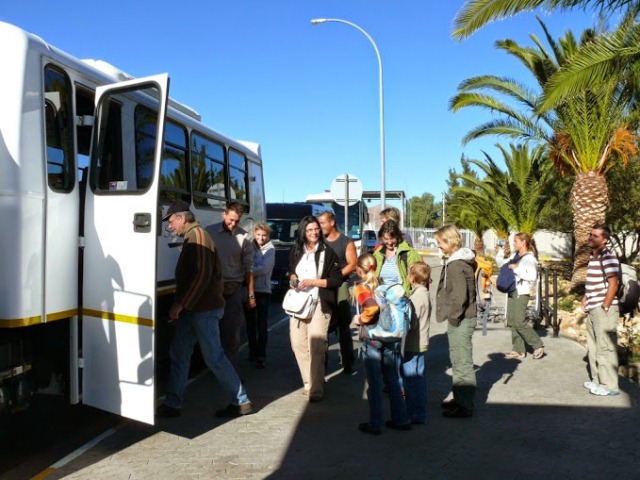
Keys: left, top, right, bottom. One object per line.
{"left": 326, "top": 234, "right": 351, "bottom": 280}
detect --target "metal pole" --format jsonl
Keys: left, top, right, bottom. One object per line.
{"left": 311, "top": 18, "right": 385, "bottom": 208}
{"left": 344, "top": 174, "right": 349, "bottom": 235}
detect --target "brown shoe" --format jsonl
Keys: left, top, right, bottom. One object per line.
{"left": 215, "top": 402, "right": 253, "bottom": 418}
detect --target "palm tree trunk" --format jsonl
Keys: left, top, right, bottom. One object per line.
{"left": 570, "top": 171, "right": 609, "bottom": 288}
{"left": 473, "top": 234, "right": 485, "bottom": 255}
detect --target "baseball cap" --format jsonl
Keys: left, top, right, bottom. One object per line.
{"left": 162, "top": 200, "right": 192, "bottom": 221}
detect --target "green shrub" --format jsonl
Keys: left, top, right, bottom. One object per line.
{"left": 557, "top": 295, "right": 578, "bottom": 312}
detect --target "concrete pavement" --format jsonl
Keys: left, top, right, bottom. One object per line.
{"left": 40, "top": 268, "right": 640, "bottom": 480}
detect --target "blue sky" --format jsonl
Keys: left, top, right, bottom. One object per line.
{"left": 1, "top": 1, "right": 599, "bottom": 206}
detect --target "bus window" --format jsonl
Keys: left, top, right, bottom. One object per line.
{"left": 191, "top": 133, "right": 226, "bottom": 209}
{"left": 44, "top": 65, "right": 74, "bottom": 193}
{"left": 90, "top": 98, "right": 123, "bottom": 192}
{"left": 229, "top": 148, "right": 247, "bottom": 207}
{"left": 159, "top": 120, "right": 189, "bottom": 203}
{"left": 248, "top": 160, "right": 265, "bottom": 220}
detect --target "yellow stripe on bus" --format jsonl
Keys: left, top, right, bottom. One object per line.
{"left": 82, "top": 308, "right": 154, "bottom": 328}
{"left": 0, "top": 310, "right": 77, "bottom": 327}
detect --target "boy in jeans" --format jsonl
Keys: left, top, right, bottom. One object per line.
{"left": 402, "top": 262, "right": 432, "bottom": 424}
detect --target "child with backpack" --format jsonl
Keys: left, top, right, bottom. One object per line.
{"left": 353, "top": 253, "right": 411, "bottom": 435}
{"left": 401, "top": 261, "right": 432, "bottom": 425}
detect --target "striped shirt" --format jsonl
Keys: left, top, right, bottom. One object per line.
{"left": 379, "top": 254, "right": 400, "bottom": 285}
{"left": 584, "top": 248, "right": 620, "bottom": 311}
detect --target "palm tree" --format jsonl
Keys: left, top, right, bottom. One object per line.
{"left": 450, "top": 21, "right": 638, "bottom": 285}
{"left": 452, "top": 0, "right": 639, "bottom": 40}
{"left": 453, "top": 196, "right": 491, "bottom": 254}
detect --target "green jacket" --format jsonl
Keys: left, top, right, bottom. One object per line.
{"left": 373, "top": 240, "right": 422, "bottom": 295}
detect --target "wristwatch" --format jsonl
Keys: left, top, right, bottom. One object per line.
{"left": 249, "top": 294, "right": 256, "bottom": 299}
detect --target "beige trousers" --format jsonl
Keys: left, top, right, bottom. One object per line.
{"left": 289, "top": 307, "right": 331, "bottom": 398}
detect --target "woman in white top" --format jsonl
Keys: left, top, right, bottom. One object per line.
{"left": 497, "top": 233, "right": 545, "bottom": 359}
{"left": 287, "top": 216, "right": 342, "bottom": 402}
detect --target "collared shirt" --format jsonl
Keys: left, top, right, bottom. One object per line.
{"left": 295, "top": 243, "right": 320, "bottom": 300}
{"left": 205, "top": 221, "right": 254, "bottom": 282}
{"left": 585, "top": 247, "right": 620, "bottom": 311}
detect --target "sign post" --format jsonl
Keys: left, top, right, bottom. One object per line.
{"left": 330, "top": 174, "right": 363, "bottom": 236}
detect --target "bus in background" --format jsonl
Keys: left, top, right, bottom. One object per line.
{"left": 304, "top": 192, "right": 369, "bottom": 254}
{"left": 0, "top": 21, "right": 265, "bottom": 425}
{"left": 266, "top": 202, "right": 333, "bottom": 297}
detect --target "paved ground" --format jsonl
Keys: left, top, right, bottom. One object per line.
{"left": 37, "top": 265, "right": 640, "bottom": 480}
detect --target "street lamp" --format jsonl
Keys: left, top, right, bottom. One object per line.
{"left": 310, "top": 18, "right": 386, "bottom": 209}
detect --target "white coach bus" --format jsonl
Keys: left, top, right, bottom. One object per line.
{"left": 0, "top": 21, "right": 266, "bottom": 424}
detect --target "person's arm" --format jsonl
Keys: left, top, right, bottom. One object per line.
{"left": 602, "top": 271, "right": 619, "bottom": 311}
{"left": 513, "top": 254, "right": 537, "bottom": 282}
{"left": 443, "top": 262, "right": 472, "bottom": 322}
{"left": 494, "top": 247, "right": 507, "bottom": 267}
{"left": 354, "top": 284, "right": 379, "bottom": 324}
{"left": 298, "top": 248, "right": 342, "bottom": 290}
{"left": 343, "top": 241, "right": 357, "bottom": 277}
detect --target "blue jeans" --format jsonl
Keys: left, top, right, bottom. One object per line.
{"left": 401, "top": 351, "right": 426, "bottom": 423}
{"left": 362, "top": 339, "right": 409, "bottom": 430}
{"left": 165, "top": 308, "right": 249, "bottom": 409}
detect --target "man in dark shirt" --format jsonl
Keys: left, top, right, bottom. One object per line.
{"left": 156, "top": 200, "right": 253, "bottom": 418}
{"left": 318, "top": 211, "right": 357, "bottom": 374}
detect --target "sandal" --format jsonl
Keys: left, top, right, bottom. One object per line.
{"left": 505, "top": 351, "right": 526, "bottom": 359}
{"left": 533, "top": 347, "right": 545, "bottom": 359}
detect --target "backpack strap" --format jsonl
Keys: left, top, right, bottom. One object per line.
{"left": 597, "top": 253, "right": 621, "bottom": 292}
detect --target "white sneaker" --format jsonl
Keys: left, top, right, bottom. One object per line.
{"left": 583, "top": 381, "right": 598, "bottom": 390}
{"left": 589, "top": 384, "right": 620, "bottom": 396}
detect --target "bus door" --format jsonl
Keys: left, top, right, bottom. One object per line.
{"left": 82, "top": 74, "right": 169, "bottom": 425}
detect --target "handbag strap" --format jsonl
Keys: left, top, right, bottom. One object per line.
{"left": 317, "top": 249, "right": 325, "bottom": 278}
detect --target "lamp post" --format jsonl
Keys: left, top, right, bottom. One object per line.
{"left": 311, "top": 18, "right": 386, "bottom": 209}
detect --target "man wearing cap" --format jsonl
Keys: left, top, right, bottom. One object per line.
{"left": 156, "top": 200, "right": 253, "bottom": 418}
{"left": 205, "top": 202, "right": 255, "bottom": 367}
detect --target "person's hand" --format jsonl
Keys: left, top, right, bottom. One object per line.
{"left": 352, "top": 314, "right": 362, "bottom": 326}
{"left": 298, "top": 279, "right": 316, "bottom": 290}
{"left": 247, "top": 297, "right": 257, "bottom": 309}
{"left": 168, "top": 303, "right": 182, "bottom": 322}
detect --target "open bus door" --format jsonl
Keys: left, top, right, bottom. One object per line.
{"left": 81, "top": 74, "right": 169, "bottom": 425}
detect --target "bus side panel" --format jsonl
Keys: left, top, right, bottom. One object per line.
{"left": 0, "top": 196, "right": 44, "bottom": 323}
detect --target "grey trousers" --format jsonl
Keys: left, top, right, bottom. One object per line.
{"left": 586, "top": 305, "right": 619, "bottom": 391}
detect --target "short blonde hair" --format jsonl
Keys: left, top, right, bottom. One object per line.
{"left": 435, "top": 224, "right": 462, "bottom": 251}
{"left": 409, "top": 261, "right": 431, "bottom": 287}
{"left": 254, "top": 222, "right": 271, "bottom": 235}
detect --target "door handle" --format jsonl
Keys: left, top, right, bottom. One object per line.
{"left": 133, "top": 213, "right": 152, "bottom": 233}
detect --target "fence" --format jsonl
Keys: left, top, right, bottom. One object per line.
{"left": 405, "top": 228, "right": 476, "bottom": 251}
{"left": 537, "top": 263, "right": 560, "bottom": 337}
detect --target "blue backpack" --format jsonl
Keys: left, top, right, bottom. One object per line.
{"left": 366, "top": 283, "right": 412, "bottom": 340}
{"left": 496, "top": 253, "right": 523, "bottom": 294}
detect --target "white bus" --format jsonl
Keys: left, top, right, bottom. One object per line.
{"left": 0, "top": 21, "right": 265, "bottom": 424}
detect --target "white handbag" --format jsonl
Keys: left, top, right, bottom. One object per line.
{"left": 282, "top": 289, "right": 315, "bottom": 319}
{"left": 283, "top": 250, "right": 325, "bottom": 319}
